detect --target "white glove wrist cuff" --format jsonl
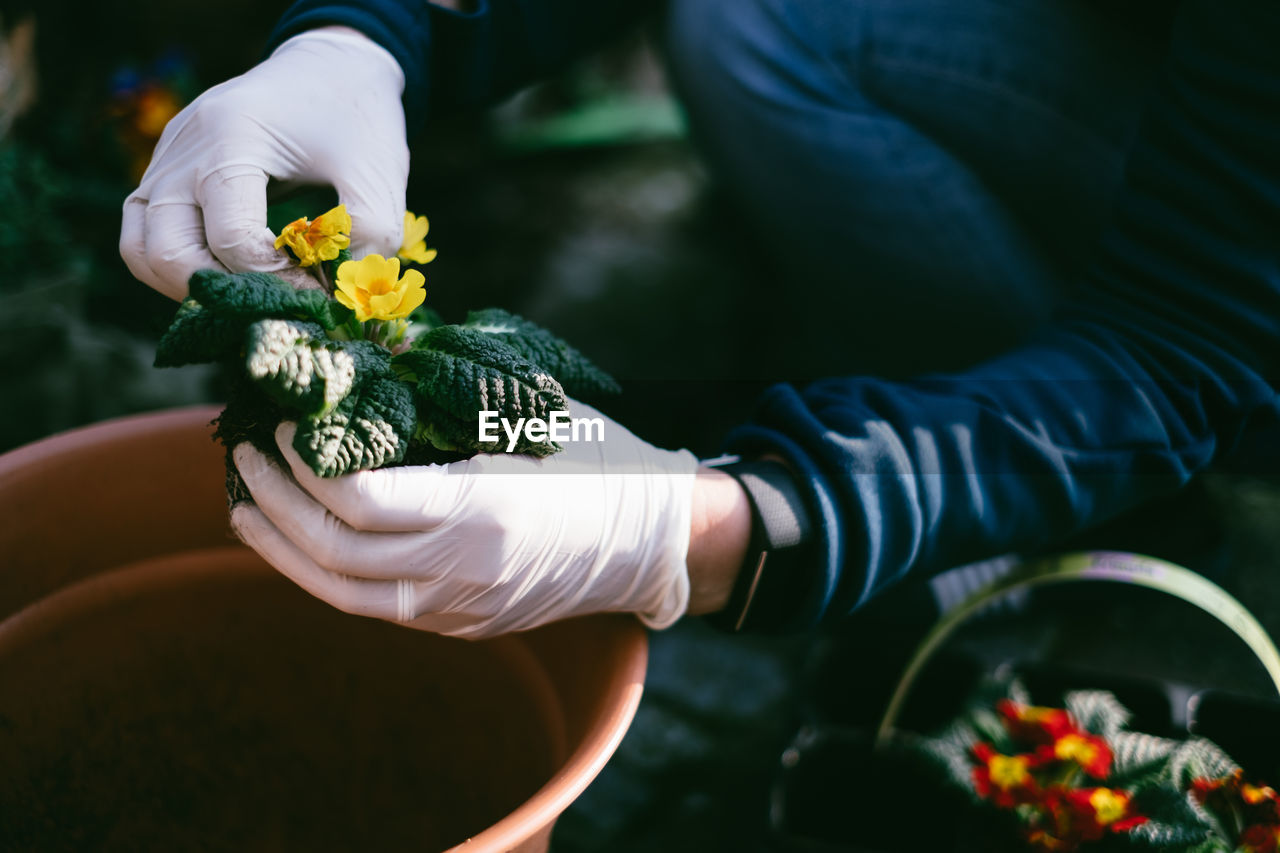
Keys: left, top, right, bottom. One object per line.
{"left": 633, "top": 449, "right": 699, "bottom": 630}
{"left": 271, "top": 25, "right": 407, "bottom": 95}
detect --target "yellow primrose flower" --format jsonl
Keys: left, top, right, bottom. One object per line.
{"left": 274, "top": 204, "right": 352, "bottom": 267}
{"left": 397, "top": 210, "right": 438, "bottom": 265}
{"left": 334, "top": 254, "right": 426, "bottom": 322}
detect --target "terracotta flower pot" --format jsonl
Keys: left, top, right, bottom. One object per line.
{"left": 0, "top": 406, "right": 647, "bottom": 851}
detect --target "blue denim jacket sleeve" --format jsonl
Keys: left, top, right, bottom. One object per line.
{"left": 266, "top": 0, "right": 653, "bottom": 132}
{"left": 722, "top": 0, "right": 1280, "bottom": 631}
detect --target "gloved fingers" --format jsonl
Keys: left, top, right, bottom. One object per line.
{"left": 197, "top": 166, "right": 292, "bottom": 273}
{"left": 230, "top": 503, "right": 406, "bottom": 621}
{"left": 143, "top": 201, "right": 229, "bottom": 300}
{"left": 119, "top": 196, "right": 175, "bottom": 299}
{"left": 273, "top": 422, "right": 468, "bottom": 532}
{"left": 232, "top": 440, "right": 394, "bottom": 573}
{"left": 332, "top": 161, "right": 406, "bottom": 259}
{"left": 233, "top": 441, "right": 428, "bottom": 578}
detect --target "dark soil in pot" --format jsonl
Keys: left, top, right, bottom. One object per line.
{"left": 0, "top": 548, "right": 565, "bottom": 851}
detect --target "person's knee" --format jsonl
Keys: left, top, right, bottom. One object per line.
{"left": 664, "top": 0, "right": 850, "bottom": 116}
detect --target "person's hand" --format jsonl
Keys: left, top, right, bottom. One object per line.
{"left": 229, "top": 402, "right": 701, "bottom": 638}
{"left": 120, "top": 26, "right": 409, "bottom": 300}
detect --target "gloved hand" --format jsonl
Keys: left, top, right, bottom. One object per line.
{"left": 120, "top": 26, "right": 409, "bottom": 300}
{"left": 230, "top": 402, "right": 700, "bottom": 638}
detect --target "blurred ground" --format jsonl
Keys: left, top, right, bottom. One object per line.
{"left": 1, "top": 5, "right": 1279, "bottom": 851}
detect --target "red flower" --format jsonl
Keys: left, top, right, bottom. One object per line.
{"left": 971, "top": 742, "right": 1041, "bottom": 808}
{"left": 998, "top": 699, "right": 1078, "bottom": 744}
{"left": 1192, "top": 771, "right": 1280, "bottom": 824}
{"left": 1038, "top": 732, "right": 1113, "bottom": 779}
{"left": 1028, "top": 786, "right": 1147, "bottom": 850}
{"left": 1191, "top": 775, "right": 1228, "bottom": 802}
{"left": 1025, "top": 829, "right": 1077, "bottom": 852}
{"left": 1241, "top": 823, "right": 1280, "bottom": 853}
{"left": 1065, "top": 787, "right": 1148, "bottom": 836}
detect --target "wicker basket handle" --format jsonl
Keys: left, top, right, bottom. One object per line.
{"left": 874, "top": 551, "right": 1280, "bottom": 747}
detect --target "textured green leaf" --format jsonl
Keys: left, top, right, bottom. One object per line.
{"left": 908, "top": 722, "right": 982, "bottom": 799}
{"left": 244, "top": 319, "right": 356, "bottom": 417}
{"left": 188, "top": 268, "right": 348, "bottom": 330}
{"left": 395, "top": 326, "right": 567, "bottom": 456}
{"left": 1182, "top": 841, "right": 1234, "bottom": 853}
{"left": 154, "top": 298, "right": 245, "bottom": 367}
{"left": 1065, "top": 690, "right": 1130, "bottom": 737}
{"left": 213, "top": 374, "right": 289, "bottom": 507}
{"left": 969, "top": 707, "right": 1010, "bottom": 752}
{"left": 413, "top": 398, "right": 484, "bottom": 454}
{"left": 1108, "top": 731, "right": 1180, "bottom": 788}
{"left": 462, "top": 308, "right": 620, "bottom": 397}
{"left": 293, "top": 378, "right": 416, "bottom": 477}
{"left": 1126, "top": 788, "right": 1215, "bottom": 848}
{"left": 339, "top": 338, "right": 396, "bottom": 381}
{"left": 1168, "top": 738, "right": 1239, "bottom": 790}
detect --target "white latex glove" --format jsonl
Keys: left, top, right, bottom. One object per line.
{"left": 230, "top": 402, "right": 700, "bottom": 638}
{"left": 120, "top": 26, "right": 409, "bottom": 300}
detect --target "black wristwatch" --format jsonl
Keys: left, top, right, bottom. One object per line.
{"left": 703, "top": 458, "right": 815, "bottom": 633}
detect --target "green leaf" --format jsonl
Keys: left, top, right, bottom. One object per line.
{"left": 321, "top": 247, "right": 353, "bottom": 288}
{"left": 1181, "top": 840, "right": 1234, "bottom": 853}
{"left": 1126, "top": 788, "right": 1215, "bottom": 848}
{"left": 410, "top": 305, "right": 446, "bottom": 332}
{"left": 395, "top": 326, "right": 567, "bottom": 456}
{"left": 1168, "top": 738, "right": 1239, "bottom": 790}
{"left": 154, "top": 298, "right": 246, "bottom": 367}
{"left": 212, "top": 373, "right": 290, "bottom": 506}
{"left": 1108, "top": 731, "right": 1181, "bottom": 788}
{"left": 462, "top": 308, "right": 620, "bottom": 397}
{"left": 908, "top": 722, "right": 982, "bottom": 798}
{"left": 1065, "top": 690, "right": 1130, "bottom": 738}
{"left": 413, "top": 399, "right": 479, "bottom": 454}
{"left": 244, "top": 319, "right": 356, "bottom": 417}
{"left": 188, "top": 268, "right": 348, "bottom": 330}
{"left": 293, "top": 378, "right": 416, "bottom": 477}
{"left": 339, "top": 338, "right": 396, "bottom": 381}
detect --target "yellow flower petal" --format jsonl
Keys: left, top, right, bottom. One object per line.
{"left": 399, "top": 242, "right": 437, "bottom": 264}
{"left": 398, "top": 211, "right": 436, "bottom": 265}
{"left": 274, "top": 206, "right": 352, "bottom": 267}
{"left": 315, "top": 204, "right": 352, "bottom": 236}
{"left": 400, "top": 267, "right": 426, "bottom": 292}
{"left": 369, "top": 291, "right": 402, "bottom": 316}
{"left": 333, "top": 288, "right": 360, "bottom": 314}
{"left": 403, "top": 211, "right": 429, "bottom": 245}
{"left": 398, "top": 280, "right": 427, "bottom": 315}
{"left": 334, "top": 254, "right": 426, "bottom": 322}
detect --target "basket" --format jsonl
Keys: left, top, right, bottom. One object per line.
{"left": 769, "top": 552, "right": 1280, "bottom": 852}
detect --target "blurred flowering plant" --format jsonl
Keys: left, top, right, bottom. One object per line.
{"left": 913, "top": 679, "right": 1279, "bottom": 852}
{"left": 108, "top": 52, "right": 197, "bottom": 181}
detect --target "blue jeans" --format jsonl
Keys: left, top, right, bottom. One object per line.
{"left": 663, "top": 0, "right": 1166, "bottom": 378}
